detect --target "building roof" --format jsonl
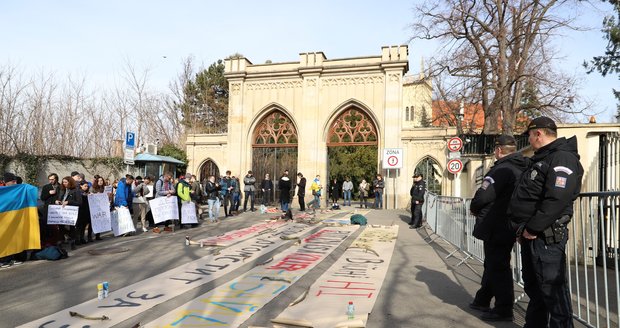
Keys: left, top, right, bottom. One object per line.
{"left": 134, "top": 153, "right": 185, "bottom": 165}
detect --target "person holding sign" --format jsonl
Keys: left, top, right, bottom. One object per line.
{"left": 55, "top": 177, "right": 82, "bottom": 244}
{"left": 176, "top": 175, "right": 194, "bottom": 228}
{"left": 89, "top": 175, "right": 110, "bottom": 240}
{"left": 114, "top": 175, "right": 135, "bottom": 236}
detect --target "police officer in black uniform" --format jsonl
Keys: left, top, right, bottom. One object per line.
{"left": 409, "top": 173, "right": 426, "bottom": 229}
{"left": 469, "top": 135, "right": 529, "bottom": 321}
{"left": 509, "top": 117, "right": 583, "bottom": 327}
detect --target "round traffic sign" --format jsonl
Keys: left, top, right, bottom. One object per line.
{"left": 447, "top": 137, "right": 463, "bottom": 152}
{"left": 387, "top": 155, "right": 399, "bottom": 167}
{"left": 447, "top": 158, "right": 463, "bottom": 174}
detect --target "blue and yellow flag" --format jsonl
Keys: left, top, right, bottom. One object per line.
{"left": 0, "top": 184, "right": 40, "bottom": 258}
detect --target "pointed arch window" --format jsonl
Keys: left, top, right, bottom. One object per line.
{"left": 405, "top": 106, "right": 410, "bottom": 121}
{"left": 414, "top": 156, "right": 442, "bottom": 195}
{"left": 327, "top": 107, "right": 378, "bottom": 146}
{"left": 253, "top": 110, "right": 298, "bottom": 148}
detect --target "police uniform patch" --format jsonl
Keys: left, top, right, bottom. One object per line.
{"left": 530, "top": 170, "right": 538, "bottom": 180}
{"left": 555, "top": 176, "right": 567, "bottom": 188}
{"left": 481, "top": 176, "right": 494, "bottom": 190}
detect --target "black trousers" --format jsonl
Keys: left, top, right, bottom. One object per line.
{"left": 244, "top": 191, "right": 255, "bottom": 211}
{"left": 473, "top": 241, "right": 515, "bottom": 315}
{"left": 222, "top": 194, "right": 232, "bottom": 216}
{"left": 298, "top": 194, "right": 305, "bottom": 211}
{"left": 521, "top": 233, "right": 573, "bottom": 328}
{"left": 411, "top": 202, "right": 423, "bottom": 227}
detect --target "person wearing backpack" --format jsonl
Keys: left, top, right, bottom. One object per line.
{"left": 176, "top": 175, "right": 193, "bottom": 228}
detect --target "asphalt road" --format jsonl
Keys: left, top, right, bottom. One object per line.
{"left": 1, "top": 208, "right": 542, "bottom": 328}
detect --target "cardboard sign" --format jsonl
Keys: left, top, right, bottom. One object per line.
{"left": 149, "top": 196, "right": 179, "bottom": 224}
{"left": 47, "top": 205, "right": 79, "bottom": 225}
{"left": 88, "top": 193, "right": 112, "bottom": 234}
{"left": 110, "top": 207, "right": 135, "bottom": 236}
{"left": 181, "top": 202, "right": 198, "bottom": 224}
{"left": 104, "top": 185, "right": 113, "bottom": 194}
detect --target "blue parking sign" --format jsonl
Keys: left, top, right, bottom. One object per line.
{"left": 125, "top": 132, "right": 135, "bottom": 149}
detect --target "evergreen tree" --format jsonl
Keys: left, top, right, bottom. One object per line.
{"left": 586, "top": 0, "right": 620, "bottom": 119}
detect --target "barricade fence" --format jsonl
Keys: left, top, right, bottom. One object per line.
{"left": 423, "top": 191, "right": 620, "bottom": 328}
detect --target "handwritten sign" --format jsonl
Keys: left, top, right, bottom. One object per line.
{"left": 181, "top": 202, "right": 198, "bottom": 224}
{"left": 104, "top": 185, "right": 113, "bottom": 194}
{"left": 47, "top": 205, "right": 79, "bottom": 225}
{"left": 88, "top": 193, "right": 112, "bottom": 234}
{"left": 149, "top": 196, "right": 179, "bottom": 224}
{"left": 111, "top": 207, "right": 135, "bottom": 236}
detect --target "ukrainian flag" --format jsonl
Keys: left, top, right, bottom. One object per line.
{"left": 0, "top": 184, "right": 40, "bottom": 258}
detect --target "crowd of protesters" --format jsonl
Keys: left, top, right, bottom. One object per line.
{"left": 0, "top": 167, "right": 387, "bottom": 268}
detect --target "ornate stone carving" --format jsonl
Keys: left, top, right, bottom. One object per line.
{"left": 306, "top": 78, "right": 317, "bottom": 87}
{"left": 322, "top": 75, "right": 384, "bottom": 86}
{"left": 389, "top": 73, "right": 400, "bottom": 83}
{"left": 231, "top": 83, "right": 241, "bottom": 95}
{"left": 246, "top": 80, "right": 303, "bottom": 91}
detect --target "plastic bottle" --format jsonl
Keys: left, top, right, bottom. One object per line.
{"left": 347, "top": 301, "right": 355, "bottom": 320}
{"left": 185, "top": 236, "right": 190, "bottom": 246}
{"left": 97, "top": 283, "right": 104, "bottom": 300}
{"left": 102, "top": 281, "right": 109, "bottom": 298}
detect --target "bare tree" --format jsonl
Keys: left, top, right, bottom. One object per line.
{"left": 411, "top": 0, "right": 586, "bottom": 134}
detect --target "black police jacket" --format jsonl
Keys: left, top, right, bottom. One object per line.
{"left": 509, "top": 136, "right": 583, "bottom": 234}
{"left": 410, "top": 180, "right": 426, "bottom": 203}
{"left": 470, "top": 152, "right": 529, "bottom": 243}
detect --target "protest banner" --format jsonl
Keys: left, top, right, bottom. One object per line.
{"left": 104, "top": 185, "right": 113, "bottom": 194}
{"left": 149, "top": 196, "right": 179, "bottom": 224}
{"left": 180, "top": 202, "right": 198, "bottom": 224}
{"left": 87, "top": 193, "right": 112, "bottom": 234}
{"left": 110, "top": 207, "right": 135, "bottom": 236}
{"left": 47, "top": 205, "right": 79, "bottom": 225}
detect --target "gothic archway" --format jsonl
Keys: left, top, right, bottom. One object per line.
{"left": 414, "top": 156, "right": 442, "bottom": 195}
{"left": 252, "top": 110, "right": 298, "bottom": 205}
{"left": 326, "top": 106, "right": 379, "bottom": 205}
{"left": 199, "top": 159, "right": 220, "bottom": 185}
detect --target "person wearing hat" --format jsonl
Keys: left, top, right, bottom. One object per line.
{"left": 468, "top": 134, "right": 529, "bottom": 322}
{"left": 509, "top": 116, "right": 584, "bottom": 327}
{"left": 2, "top": 172, "right": 17, "bottom": 186}
{"left": 409, "top": 173, "right": 426, "bottom": 229}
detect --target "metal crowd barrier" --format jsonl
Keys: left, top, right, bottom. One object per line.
{"left": 423, "top": 191, "right": 620, "bottom": 328}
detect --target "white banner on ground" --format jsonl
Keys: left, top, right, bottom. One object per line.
{"left": 149, "top": 196, "right": 179, "bottom": 224}
{"left": 110, "top": 207, "right": 135, "bottom": 236}
{"left": 272, "top": 225, "right": 399, "bottom": 328}
{"left": 18, "top": 222, "right": 315, "bottom": 328}
{"left": 47, "top": 205, "right": 79, "bottom": 225}
{"left": 180, "top": 201, "right": 198, "bottom": 224}
{"left": 145, "top": 225, "right": 360, "bottom": 328}
{"left": 87, "top": 193, "right": 112, "bottom": 234}
{"left": 198, "top": 220, "right": 286, "bottom": 246}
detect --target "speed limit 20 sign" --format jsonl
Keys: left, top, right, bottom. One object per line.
{"left": 447, "top": 158, "right": 463, "bottom": 174}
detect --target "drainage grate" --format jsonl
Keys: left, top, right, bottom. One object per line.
{"left": 88, "top": 247, "right": 130, "bottom": 255}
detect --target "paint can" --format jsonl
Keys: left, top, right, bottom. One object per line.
{"left": 97, "top": 283, "right": 104, "bottom": 300}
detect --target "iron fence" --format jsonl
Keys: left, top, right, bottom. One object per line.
{"left": 424, "top": 191, "right": 620, "bottom": 328}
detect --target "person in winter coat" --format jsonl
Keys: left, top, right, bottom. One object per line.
{"left": 114, "top": 175, "right": 134, "bottom": 208}
{"left": 205, "top": 175, "right": 221, "bottom": 223}
{"left": 372, "top": 174, "right": 385, "bottom": 209}
{"left": 469, "top": 135, "right": 530, "bottom": 322}
{"left": 243, "top": 170, "right": 257, "bottom": 212}
{"left": 40, "top": 173, "right": 61, "bottom": 244}
{"left": 358, "top": 179, "right": 369, "bottom": 208}
{"left": 278, "top": 170, "right": 292, "bottom": 212}
{"left": 260, "top": 173, "right": 273, "bottom": 206}
{"left": 409, "top": 173, "right": 426, "bottom": 229}
{"left": 56, "top": 176, "right": 83, "bottom": 244}
{"left": 296, "top": 172, "right": 306, "bottom": 211}
{"left": 176, "top": 175, "right": 193, "bottom": 228}
{"left": 220, "top": 171, "right": 233, "bottom": 217}
{"left": 75, "top": 181, "right": 92, "bottom": 244}
{"left": 307, "top": 175, "right": 322, "bottom": 210}
{"left": 329, "top": 177, "right": 339, "bottom": 207}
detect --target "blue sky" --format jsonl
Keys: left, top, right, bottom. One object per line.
{"left": 1, "top": 0, "right": 617, "bottom": 122}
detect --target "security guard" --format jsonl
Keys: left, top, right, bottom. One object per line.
{"left": 509, "top": 116, "right": 583, "bottom": 327}
{"left": 469, "top": 135, "right": 529, "bottom": 322}
{"left": 409, "top": 173, "right": 426, "bottom": 229}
